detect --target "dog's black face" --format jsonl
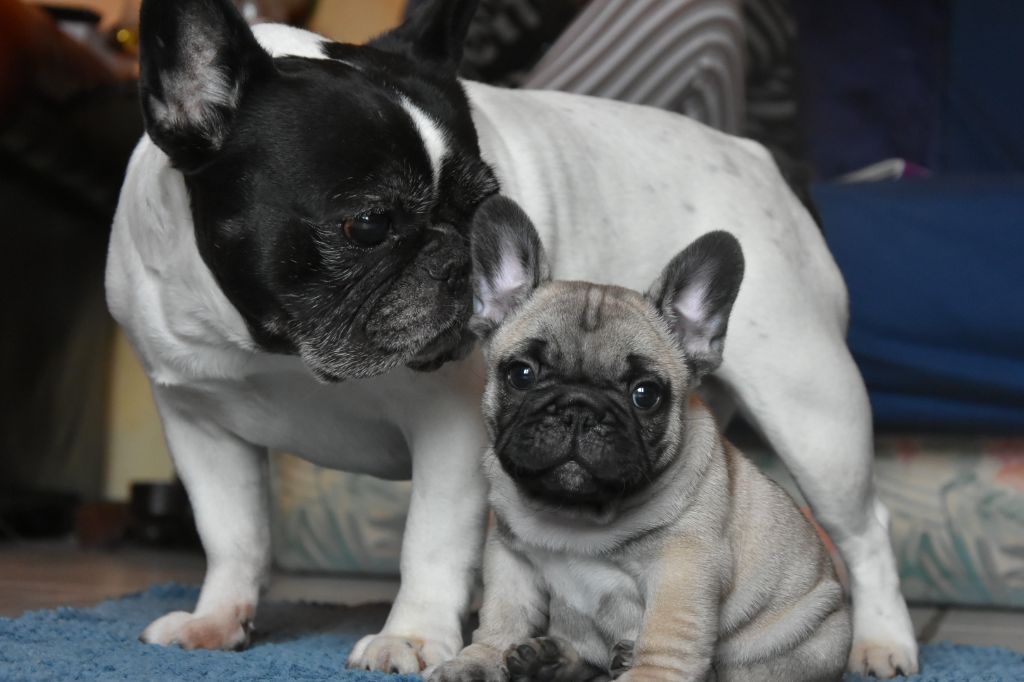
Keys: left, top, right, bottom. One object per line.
{"left": 492, "top": 343, "right": 676, "bottom": 506}
{"left": 139, "top": 0, "right": 496, "bottom": 380}
{"left": 485, "top": 289, "right": 684, "bottom": 507}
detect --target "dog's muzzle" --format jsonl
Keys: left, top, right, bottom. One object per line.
{"left": 497, "top": 392, "right": 646, "bottom": 504}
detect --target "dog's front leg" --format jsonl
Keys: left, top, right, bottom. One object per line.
{"left": 348, "top": 391, "right": 490, "bottom": 674}
{"left": 619, "top": 538, "right": 721, "bottom": 682}
{"left": 431, "top": 533, "right": 549, "bottom": 682}
{"left": 140, "top": 387, "right": 270, "bottom": 650}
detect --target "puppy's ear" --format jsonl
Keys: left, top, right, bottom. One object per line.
{"left": 139, "top": 0, "right": 272, "bottom": 171}
{"left": 470, "top": 196, "right": 549, "bottom": 340}
{"left": 647, "top": 231, "right": 745, "bottom": 380}
{"left": 370, "top": 0, "right": 478, "bottom": 70}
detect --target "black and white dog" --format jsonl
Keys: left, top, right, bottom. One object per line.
{"left": 106, "top": 0, "right": 916, "bottom": 676}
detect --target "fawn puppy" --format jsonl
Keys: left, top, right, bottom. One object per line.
{"left": 432, "top": 197, "right": 851, "bottom": 682}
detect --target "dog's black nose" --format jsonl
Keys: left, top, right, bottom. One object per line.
{"left": 555, "top": 391, "right": 610, "bottom": 429}
{"left": 448, "top": 260, "right": 470, "bottom": 291}
{"left": 430, "top": 259, "right": 470, "bottom": 291}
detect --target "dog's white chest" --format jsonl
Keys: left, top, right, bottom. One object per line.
{"left": 535, "top": 553, "right": 645, "bottom": 664}
{"left": 184, "top": 365, "right": 414, "bottom": 478}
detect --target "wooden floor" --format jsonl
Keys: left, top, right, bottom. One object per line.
{"left": 1, "top": 539, "right": 1022, "bottom": 654}
{"left": 0, "top": 538, "right": 204, "bottom": 617}
{"left": 0, "top": 538, "right": 400, "bottom": 619}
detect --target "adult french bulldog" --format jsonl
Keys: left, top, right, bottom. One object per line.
{"left": 431, "top": 199, "right": 851, "bottom": 682}
{"left": 106, "top": 0, "right": 915, "bottom": 676}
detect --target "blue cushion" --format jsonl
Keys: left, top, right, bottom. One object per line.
{"left": 815, "top": 178, "right": 1024, "bottom": 431}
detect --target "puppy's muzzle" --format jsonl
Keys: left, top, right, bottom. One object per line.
{"left": 497, "top": 390, "right": 639, "bottom": 503}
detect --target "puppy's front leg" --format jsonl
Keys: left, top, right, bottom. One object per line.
{"left": 349, "top": 390, "right": 491, "bottom": 674}
{"left": 430, "top": 533, "right": 549, "bottom": 682}
{"left": 620, "top": 538, "right": 722, "bottom": 682}
{"left": 140, "top": 388, "right": 270, "bottom": 651}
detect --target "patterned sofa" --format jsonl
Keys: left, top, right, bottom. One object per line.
{"left": 271, "top": 434, "right": 1024, "bottom": 608}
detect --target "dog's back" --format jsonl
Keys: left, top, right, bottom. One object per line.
{"left": 464, "top": 80, "right": 848, "bottom": 324}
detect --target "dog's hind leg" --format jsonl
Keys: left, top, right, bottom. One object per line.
{"left": 718, "top": 325, "right": 917, "bottom": 678}
{"left": 716, "top": 608, "right": 852, "bottom": 682}
{"left": 139, "top": 387, "right": 271, "bottom": 651}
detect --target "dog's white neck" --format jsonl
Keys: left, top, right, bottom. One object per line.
{"left": 106, "top": 137, "right": 265, "bottom": 386}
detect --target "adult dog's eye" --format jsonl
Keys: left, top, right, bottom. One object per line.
{"left": 506, "top": 362, "right": 537, "bottom": 390}
{"left": 631, "top": 381, "right": 662, "bottom": 410}
{"left": 344, "top": 212, "right": 392, "bottom": 247}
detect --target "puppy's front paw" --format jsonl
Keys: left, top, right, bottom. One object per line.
{"left": 429, "top": 657, "right": 506, "bottom": 682}
{"left": 504, "top": 637, "right": 588, "bottom": 682}
{"left": 610, "top": 640, "right": 634, "bottom": 678}
{"left": 139, "top": 605, "right": 254, "bottom": 650}
{"left": 348, "top": 633, "right": 458, "bottom": 674}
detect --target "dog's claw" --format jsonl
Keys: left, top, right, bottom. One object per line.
{"left": 140, "top": 606, "right": 254, "bottom": 651}
{"left": 610, "top": 640, "right": 634, "bottom": 678}
{"left": 848, "top": 640, "right": 919, "bottom": 678}
{"left": 348, "top": 633, "right": 455, "bottom": 674}
{"left": 516, "top": 644, "right": 538, "bottom": 661}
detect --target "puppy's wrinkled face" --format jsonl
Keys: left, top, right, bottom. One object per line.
{"left": 469, "top": 196, "right": 745, "bottom": 511}
{"left": 483, "top": 283, "right": 690, "bottom": 505}
{"left": 139, "top": 0, "right": 497, "bottom": 380}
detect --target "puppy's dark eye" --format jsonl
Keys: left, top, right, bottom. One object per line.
{"left": 344, "top": 212, "right": 392, "bottom": 247}
{"left": 506, "top": 362, "right": 537, "bottom": 390}
{"left": 631, "top": 382, "right": 662, "bottom": 410}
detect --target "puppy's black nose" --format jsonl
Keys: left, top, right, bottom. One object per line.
{"left": 555, "top": 392, "right": 609, "bottom": 429}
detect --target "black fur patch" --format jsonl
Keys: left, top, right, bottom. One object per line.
{"left": 468, "top": 195, "right": 549, "bottom": 339}
{"left": 491, "top": 359, "right": 667, "bottom": 506}
{"left": 646, "top": 231, "right": 745, "bottom": 379}
{"left": 138, "top": 0, "right": 499, "bottom": 380}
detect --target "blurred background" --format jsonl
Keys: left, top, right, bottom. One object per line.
{"left": 0, "top": 0, "right": 1021, "bottom": 652}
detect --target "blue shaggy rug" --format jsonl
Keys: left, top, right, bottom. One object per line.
{"left": 0, "top": 584, "right": 1021, "bottom": 681}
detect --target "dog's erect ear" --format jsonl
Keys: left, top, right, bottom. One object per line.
{"left": 138, "top": 0, "right": 272, "bottom": 171}
{"left": 370, "top": 0, "right": 478, "bottom": 70}
{"left": 470, "top": 195, "right": 549, "bottom": 340}
{"left": 647, "top": 231, "right": 745, "bottom": 380}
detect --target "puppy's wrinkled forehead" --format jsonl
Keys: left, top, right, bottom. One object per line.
{"left": 493, "top": 282, "right": 687, "bottom": 380}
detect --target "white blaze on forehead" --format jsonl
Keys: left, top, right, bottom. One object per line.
{"left": 400, "top": 98, "right": 449, "bottom": 190}
{"left": 252, "top": 23, "right": 329, "bottom": 59}
{"left": 248, "top": 24, "right": 448, "bottom": 184}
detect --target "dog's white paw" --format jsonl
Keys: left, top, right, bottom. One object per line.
{"left": 847, "top": 639, "right": 920, "bottom": 678}
{"left": 139, "top": 605, "right": 254, "bottom": 651}
{"left": 348, "top": 633, "right": 459, "bottom": 674}
{"left": 848, "top": 584, "right": 919, "bottom": 677}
